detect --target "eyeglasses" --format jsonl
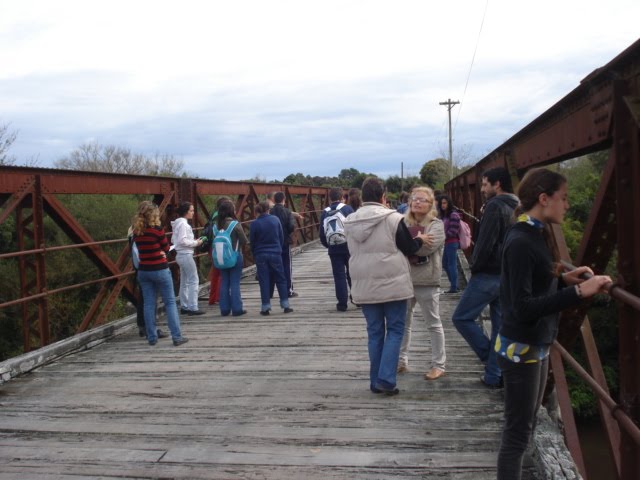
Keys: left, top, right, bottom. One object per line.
{"left": 411, "top": 197, "right": 431, "bottom": 204}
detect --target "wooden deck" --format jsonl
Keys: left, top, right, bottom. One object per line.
{"left": 0, "top": 243, "right": 536, "bottom": 479}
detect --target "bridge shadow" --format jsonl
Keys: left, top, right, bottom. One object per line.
{"left": 0, "top": 243, "right": 543, "bottom": 479}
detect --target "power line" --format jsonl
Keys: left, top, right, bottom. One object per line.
{"left": 453, "top": 0, "right": 489, "bottom": 134}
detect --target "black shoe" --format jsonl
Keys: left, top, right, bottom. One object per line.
{"left": 260, "top": 310, "right": 270, "bottom": 316}
{"left": 283, "top": 307, "right": 294, "bottom": 314}
{"left": 138, "top": 326, "right": 146, "bottom": 338}
{"left": 180, "top": 308, "right": 190, "bottom": 314}
{"left": 288, "top": 291, "right": 299, "bottom": 298}
{"left": 480, "top": 375, "right": 503, "bottom": 389}
{"left": 445, "top": 289, "right": 459, "bottom": 294}
{"left": 371, "top": 386, "right": 400, "bottom": 396}
{"left": 188, "top": 310, "right": 205, "bottom": 316}
{"left": 337, "top": 305, "right": 348, "bottom": 312}
{"left": 173, "top": 337, "right": 189, "bottom": 346}
{"left": 232, "top": 310, "right": 247, "bottom": 317}
{"left": 148, "top": 339, "right": 157, "bottom": 346}
{"left": 156, "top": 329, "right": 168, "bottom": 339}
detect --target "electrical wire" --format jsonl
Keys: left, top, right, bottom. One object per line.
{"left": 453, "top": 0, "right": 489, "bottom": 134}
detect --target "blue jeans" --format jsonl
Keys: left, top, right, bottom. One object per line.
{"left": 362, "top": 300, "right": 407, "bottom": 391}
{"left": 329, "top": 252, "right": 351, "bottom": 309}
{"left": 443, "top": 242, "right": 459, "bottom": 291}
{"left": 451, "top": 272, "right": 502, "bottom": 384}
{"left": 497, "top": 356, "right": 549, "bottom": 480}
{"left": 137, "top": 268, "right": 183, "bottom": 342}
{"left": 270, "top": 244, "right": 294, "bottom": 296}
{"left": 255, "top": 253, "right": 290, "bottom": 311}
{"left": 219, "top": 253, "right": 244, "bottom": 316}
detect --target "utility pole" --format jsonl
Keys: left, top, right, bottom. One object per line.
{"left": 439, "top": 98, "right": 460, "bottom": 180}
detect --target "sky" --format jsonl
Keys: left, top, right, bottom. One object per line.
{"left": 1, "top": 0, "right": 639, "bottom": 181}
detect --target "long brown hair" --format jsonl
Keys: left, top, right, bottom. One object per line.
{"left": 516, "top": 168, "right": 567, "bottom": 274}
{"left": 131, "top": 201, "right": 161, "bottom": 236}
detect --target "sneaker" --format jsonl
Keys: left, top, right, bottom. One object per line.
{"left": 445, "top": 289, "right": 459, "bottom": 294}
{"left": 156, "top": 329, "right": 168, "bottom": 339}
{"left": 180, "top": 308, "right": 190, "bottom": 314}
{"left": 148, "top": 339, "right": 157, "bottom": 346}
{"left": 260, "top": 310, "right": 271, "bottom": 316}
{"left": 336, "top": 304, "right": 348, "bottom": 312}
{"left": 232, "top": 310, "right": 247, "bottom": 317}
{"left": 283, "top": 307, "right": 294, "bottom": 314}
{"left": 173, "top": 337, "right": 189, "bottom": 346}
{"left": 288, "top": 291, "right": 299, "bottom": 298}
{"left": 188, "top": 310, "right": 205, "bottom": 316}
{"left": 480, "top": 375, "right": 503, "bottom": 389}
{"left": 138, "top": 326, "right": 146, "bottom": 338}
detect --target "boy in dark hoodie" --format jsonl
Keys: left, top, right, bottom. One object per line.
{"left": 451, "top": 167, "right": 519, "bottom": 388}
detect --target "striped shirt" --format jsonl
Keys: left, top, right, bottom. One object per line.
{"left": 134, "top": 226, "right": 170, "bottom": 271}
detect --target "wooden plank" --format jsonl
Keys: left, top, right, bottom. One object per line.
{"left": 0, "top": 243, "right": 537, "bottom": 479}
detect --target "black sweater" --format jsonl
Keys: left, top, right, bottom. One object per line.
{"left": 499, "top": 222, "right": 581, "bottom": 345}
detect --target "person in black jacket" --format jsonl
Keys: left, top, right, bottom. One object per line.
{"left": 270, "top": 191, "right": 298, "bottom": 297}
{"left": 495, "top": 168, "right": 610, "bottom": 480}
{"left": 451, "top": 167, "right": 519, "bottom": 387}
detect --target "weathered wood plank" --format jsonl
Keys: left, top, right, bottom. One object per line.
{"left": 0, "top": 243, "right": 537, "bottom": 479}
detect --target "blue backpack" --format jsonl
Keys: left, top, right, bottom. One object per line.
{"left": 212, "top": 220, "right": 239, "bottom": 269}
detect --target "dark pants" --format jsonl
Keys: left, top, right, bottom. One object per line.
{"left": 256, "top": 253, "right": 290, "bottom": 311}
{"left": 497, "top": 355, "right": 549, "bottom": 480}
{"left": 270, "top": 244, "right": 293, "bottom": 296}
{"left": 329, "top": 252, "right": 351, "bottom": 309}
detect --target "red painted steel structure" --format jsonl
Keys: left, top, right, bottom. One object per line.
{"left": 446, "top": 38, "right": 640, "bottom": 480}
{"left": 0, "top": 168, "right": 330, "bottom": 351}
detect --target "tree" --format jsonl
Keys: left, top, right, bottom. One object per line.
{"left": 0, "top": 123, "right": 18, "bottom": 166}
{"left": 419, "top": 158, "right": 450, "bottom": 188}
{"left": 55, "top": 142, "right": 184, "bottom": 176}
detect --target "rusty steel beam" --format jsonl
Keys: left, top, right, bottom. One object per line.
{"left": 613, "top": 79, "right": 640, "bottom": 480}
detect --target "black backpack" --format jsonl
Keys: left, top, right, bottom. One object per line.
{"left": 198, "top": 214, "right": 216, "bottom": 253}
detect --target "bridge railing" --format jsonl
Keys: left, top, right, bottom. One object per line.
{"left": 0, "top": 166, "right": 330, "bottom": 356}
{"left": 445, "top": 37, "right": 640, "bottom": 480}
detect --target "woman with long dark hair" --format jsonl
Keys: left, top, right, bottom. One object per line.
{"left": 171, "top": 202, "right": 204, "bottom": 316}
{"left": 214, "top": 200, "right": 248, "bottom": 316}
{"left": 132, "top": 201, "right": 188, "bottom": 346}
{"left": 437, "top": 195, "right": 460, "bottom": 293}
{"left": 496, "top": 168, "right": 610, "bottom": 479}
{"left": 348, "top": 187, "right": 362, "bottom": 212}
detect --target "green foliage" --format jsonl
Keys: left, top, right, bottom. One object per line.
{"left": 420, "top": 158, "right": 450, "bottom": 188}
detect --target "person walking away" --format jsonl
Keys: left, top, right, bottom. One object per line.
{"left": 451, "top": 167, "right": 519, "bottom": 388}
{"left": 171, "top": 202, "right": 205, "bottom": 316}
{"left": 437, "top": 195, "right": 461, "bottom": 293}
{"left": 343, "top": 177, "right": 429, "bottom": 395}
{"left": 397, "top": 187, "right": 446, "bottom": 379}
{"left": 213, "top": 200, "right": 248, "bottom": 316}
{"left": 207, "top": 196, "right": 233, "bottom": 306}
{"left": 496, "top": 168, "right": 610, "bottom": 479}
{"left": 320, "top": 187, "right": 354, "bottom": 311}
{"left": 250, "top": 201, "right": 293, "bottom": 316}
{"left": 132, "top": 201, "right": 189, "bottom": 346}
{"left": 270, "top": 191, "right": 298, "bottom": 297}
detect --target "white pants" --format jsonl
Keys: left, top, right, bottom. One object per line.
{"left": 399, "top": 286, "right": 446, "bottom": 370}
{"left": 176, "top": 252, "right": 199, "bottom": 311}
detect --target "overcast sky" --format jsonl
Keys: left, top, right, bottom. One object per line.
{"left": 1, "top": 0, "right": 639, "bottom": 181}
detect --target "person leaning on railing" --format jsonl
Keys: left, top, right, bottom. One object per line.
{"left": 495, "top": 168, "right": 611, "bottom": 480}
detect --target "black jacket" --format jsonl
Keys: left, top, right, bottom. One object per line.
{"left": 470, "top": 193, "right": 519, "bottom": 274}
{"left": 499, "top": 222, "right": 581, "bottom": 345}
{"left": 270, "top": 204, "right": 295, "bottom": 245}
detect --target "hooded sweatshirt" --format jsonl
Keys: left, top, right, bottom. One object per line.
{"left": 171, "top": 217, "right": 199, "bottom": 254}
{"left": 343, "top": 202, "right": 415, "bottom": 304}
{"left": 470, "top": 193, "right": 519, "bottom": 274}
